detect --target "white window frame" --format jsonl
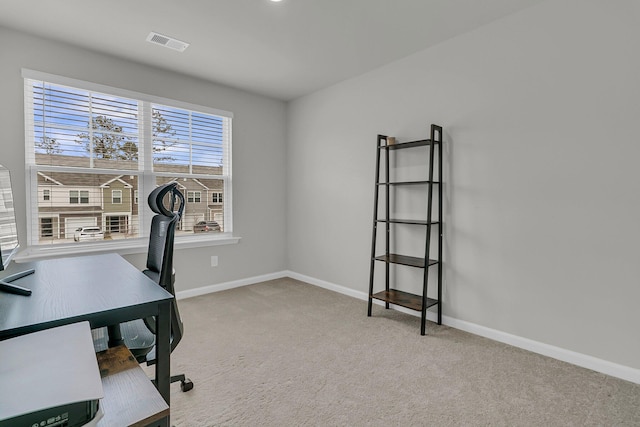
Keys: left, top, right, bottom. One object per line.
{"left": 212, "top": 192, "right": 223, "bottom": 204}
{"left": 187, "top": 191, "right": 201, "bottom": 203}
{"left": 112, "top": 189, "right": 123, "bottom": 204}
{"left": 20, "top": 69, "right": 239, "bottom": 260}
{"left": 69, "top": 190, "right": 90, "bottom": 204}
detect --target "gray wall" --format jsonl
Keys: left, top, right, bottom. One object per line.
{"left": 0, "top": 26, "right": 288, "bottom": 288}
{"left": 286, "top": 0, "right": 640, "bottom": 370}
{"left": 2, "top": 0, "right": 639, "bottom": 373}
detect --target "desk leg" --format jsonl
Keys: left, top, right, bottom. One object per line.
{"left": 106, "top": 324, "right": 124, "bottom": 347}
{"left": 156, "top": 300, "right": 171, "bottom": 405}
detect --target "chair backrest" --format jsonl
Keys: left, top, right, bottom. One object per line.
{"left": 144, "top": 183, "right": 185, "bottom": 352}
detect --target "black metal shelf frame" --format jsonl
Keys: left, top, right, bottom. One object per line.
{"left": 376, "top": 180, "right": 440, "bottom": 186}
{"left": 367, "top": 124, "right": 443, "bottom": 335}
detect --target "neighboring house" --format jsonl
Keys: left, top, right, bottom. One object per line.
{"left": 101, "top": 176, "right": 136, "bottom": 236}
{"left": 37, "top": 172, "right": 137, "bottom": 241}
{"left": 169, "top": 177, "right": 224, "bottom": 232}
{"left": 36, "top": 173, "right": 223, "bottom": 243}
{"left": 151, "top": 162, "right": 225, "bottom": 232}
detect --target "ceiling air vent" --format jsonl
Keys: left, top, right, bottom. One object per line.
{"left": 146, "top": 32, "right": 190, "bottom": 52}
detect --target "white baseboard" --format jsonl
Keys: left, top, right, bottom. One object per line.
{"left": 441, "top": 316, "right": 640, "bottom": 385}
{"left": 175, "top": 270, "right": 289, "bottom": 300}
{"left": 285, "top": 271, "right": 368, "bottom": 301}
{"left": 177, "top": 270, "right": 640, "bottom": 385}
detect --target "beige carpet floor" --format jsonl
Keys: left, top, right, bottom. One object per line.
{"left": 163, "top": 277, "right": 640, "bottom": 426}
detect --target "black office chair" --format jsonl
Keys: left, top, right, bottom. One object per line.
{"left": 93, "top": 182, "right": 193, "bottom": 392}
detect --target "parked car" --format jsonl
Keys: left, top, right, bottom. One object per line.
{"left": 73, "top": 226, "right": 105, "bottom": 242}
{"left": 193, "top": 221, "right": 221, "bottom": 233}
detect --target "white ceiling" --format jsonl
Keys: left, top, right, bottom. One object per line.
{"left": 0, "top": 0, "right": 544, "bottom": 101}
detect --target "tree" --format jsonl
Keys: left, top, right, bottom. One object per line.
{"left": 36, "top": 136, "right": 61, "bottom": 155}
{"left": 152, "top": 109, "right": 176, "bottom": 162}
{"left": 76, "top": 110, "right": 176, "bottom": 161}
{"left": 120, "top": 141, "right": 138, "bottom": 161}
{"left": 76, "top": 115, "right": 132, "bottom": 160}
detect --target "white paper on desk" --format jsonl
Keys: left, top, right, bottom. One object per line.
{"left": 0, "top": 321, "right": 104, "bottom": 421}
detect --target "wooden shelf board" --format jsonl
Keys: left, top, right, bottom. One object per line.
{"left": 371, "top": 289, "right": 439, "bottom": 312}
{"left": 96, "top": 346, "right": 169, "bottom": 427}
{"left": 380, "top": 139, "right": 439, "bottom": 150}
{"left": 374, "top": 254, "right": 439, "bottom": 268}
{"left": 377, "top": 180, "right": 440, "bottom": 186}
{"left": 377, "top": 219, "right": 439, "bottom": 225}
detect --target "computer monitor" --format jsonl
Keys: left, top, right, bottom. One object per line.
{"left": 0, "top": 164, "right": 34, "bottom": 296}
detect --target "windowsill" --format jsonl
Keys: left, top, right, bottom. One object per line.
{"left": 14, "top": 233, "right": 241, "bottom": 262}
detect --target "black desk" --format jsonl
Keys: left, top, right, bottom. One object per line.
{"left": 0, "top": 253, "right": 174, "bottom": 406}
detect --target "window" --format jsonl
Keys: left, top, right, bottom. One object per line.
{"left": 23, "top": 70, "right": 233, "bottom": 250}
{"left": 187, "top": 191, "right": 201, "bottom": 203}
{"left": 112, "top": 190, "right": 122, "bottom": 204}
{"left": 106, "top": 215, "right": 128, "bottom": 234}
{"left": 212, "top": 192, "right": 223, "bottom": 204}
{"left": 69, "top": 190, "right": 89, "bottom": 204}
{"left": 40, "top": 218, "right": 53, "bottom": 238}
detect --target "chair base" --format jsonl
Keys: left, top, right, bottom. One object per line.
{"left": 172, "top": 374, "right": 194, "bottom": 392}
{"left": 153, "top": 373, "right": 194, "bottom": 393}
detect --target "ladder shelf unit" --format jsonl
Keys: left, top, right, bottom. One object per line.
{"left": 367, "top": 124, "right": 443, "bottom": 335}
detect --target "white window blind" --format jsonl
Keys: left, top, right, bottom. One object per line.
{"left": 31, "top": 82, "right": 140, "bottom": 170}
{"left": 23, "top": 70, "right": 233, "bottom": 250}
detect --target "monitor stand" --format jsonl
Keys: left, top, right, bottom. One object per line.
{"left": 0, "top": 269, "right": 35, "bottom": 296}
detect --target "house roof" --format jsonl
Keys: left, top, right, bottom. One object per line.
{"left": 38, "top": 171, "right": 136, "bottom": 188}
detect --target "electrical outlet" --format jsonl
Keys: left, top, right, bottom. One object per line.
{"left": 210, "top": 256, "right": 218, "bottom": 267}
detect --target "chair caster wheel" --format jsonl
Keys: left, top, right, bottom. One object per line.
{"left": 181, "top": 379, "right": 194, "bottom": 392}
